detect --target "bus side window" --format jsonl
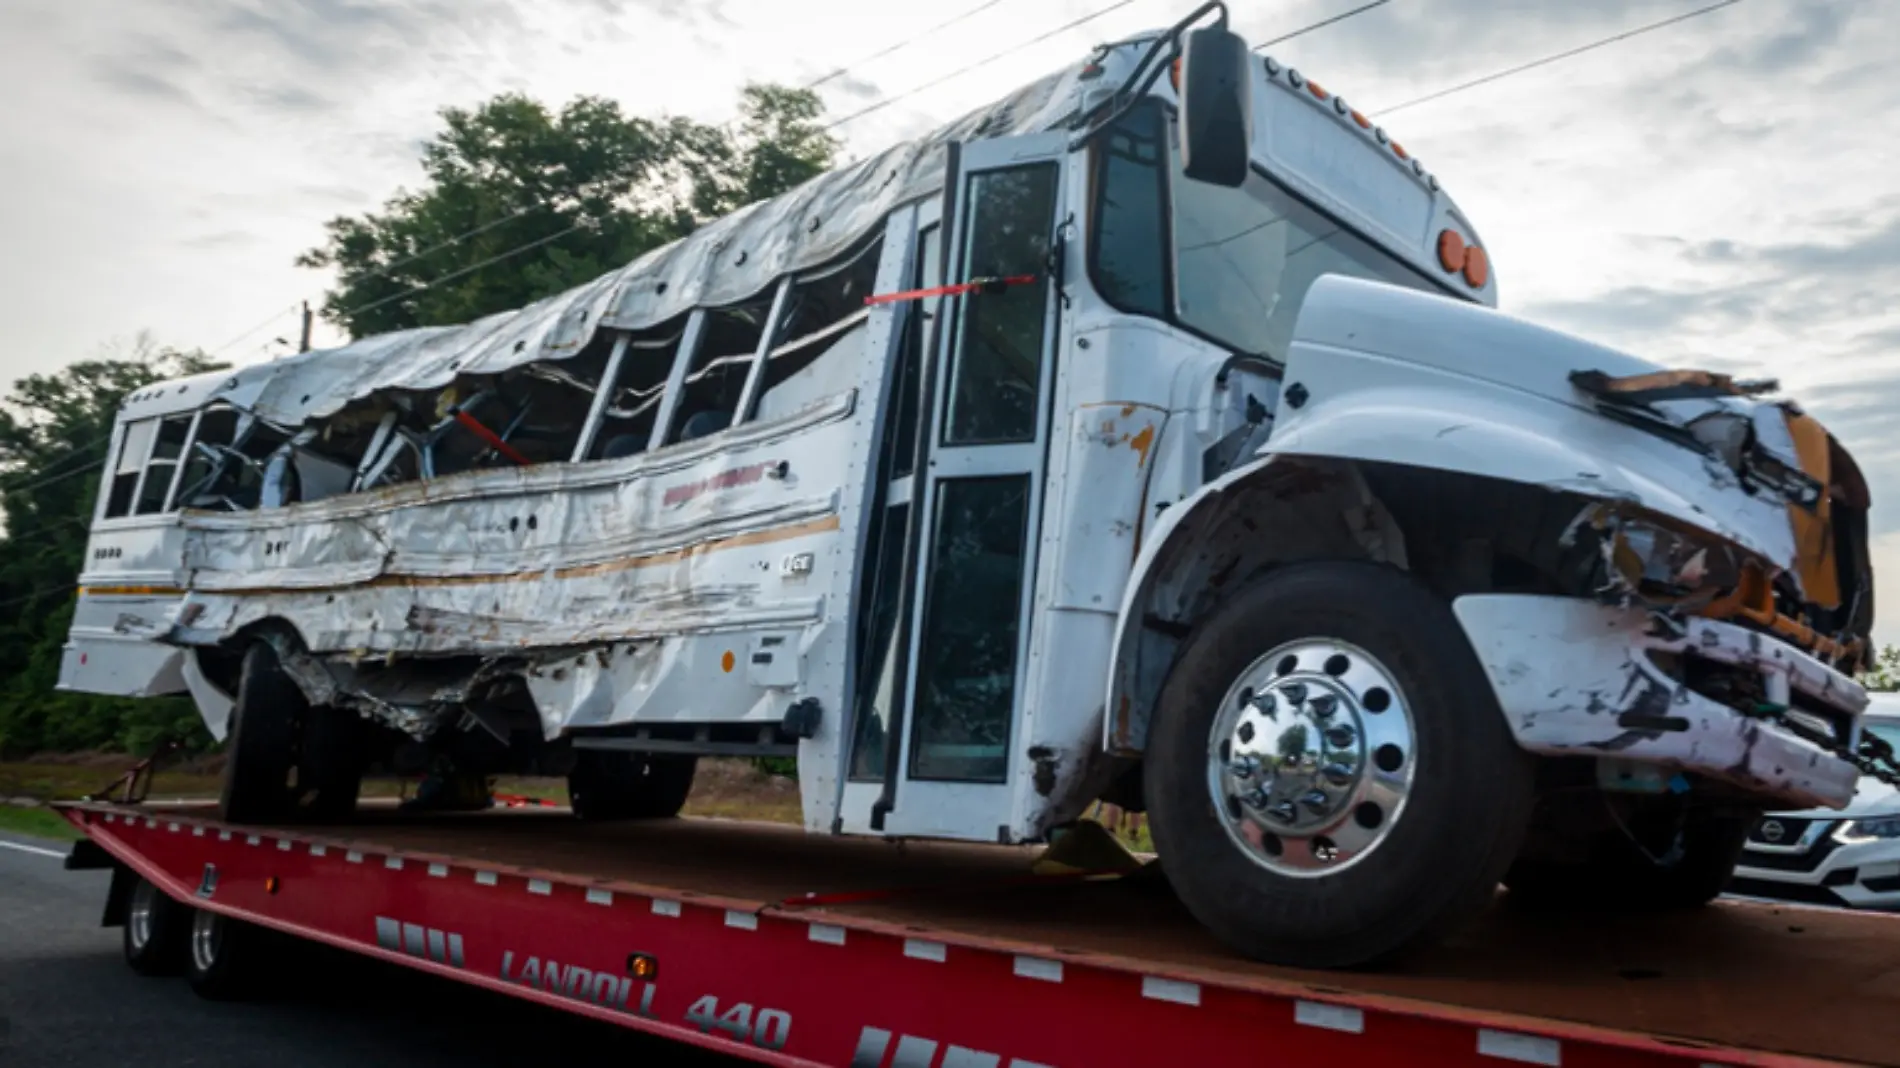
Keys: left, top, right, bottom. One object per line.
{"left": 133, "top": 415, "right": 193, "bottom": 515}
{"left": 663, "top": 298, "right": 771, "bottom": 446}
{"left": 589, "top": 319, "right": 687, "bottom": 460}
{"left": 749, "top": 237, "right": 885, "bottom": 424}
{"left": 103, "top": 419, "right": 156, "bottom": 519}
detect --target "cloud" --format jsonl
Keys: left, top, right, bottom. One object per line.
{"left": 91, "top": 64, "right": 199, "bottom": 108}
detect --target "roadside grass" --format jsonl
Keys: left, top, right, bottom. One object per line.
{"left": 0, "top": 805, "right": 82, "bottom": 840}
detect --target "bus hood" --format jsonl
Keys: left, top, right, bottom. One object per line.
{"left": 1273, "top": 275, "right": 1865, "bottom": 589}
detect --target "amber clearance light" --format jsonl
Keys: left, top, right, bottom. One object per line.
{"left": 1436, "top": 229, "right": 1489, "bottom": 290}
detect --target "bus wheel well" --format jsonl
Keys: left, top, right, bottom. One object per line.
{"left": 1106, "top": 457, "right": 1599, "bottom": 756}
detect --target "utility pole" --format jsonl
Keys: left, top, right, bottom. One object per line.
{"left": 299, "top": 301, "right": 313, "bottom": 353}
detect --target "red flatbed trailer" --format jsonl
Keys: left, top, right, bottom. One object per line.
{"left": 55, "top": 800, "right": 1900, "bottom": 1068}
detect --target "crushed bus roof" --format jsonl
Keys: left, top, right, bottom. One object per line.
{"left": 175, "top": 68, "right": 1081, "bottom": 432}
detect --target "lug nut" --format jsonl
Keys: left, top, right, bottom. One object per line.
{"left": 1227, "top": 756, "right": 1259, "bottom": 780}
{"left": 1250, "top": 692, "right": 1278, "bottom": 718}
{"left": 1282, "top": 682, "right": 1308, "bottom": 705}
{"left": 1240, "top": 786, "right": 1270, "bottom": 810}
{"left": 1321, "top": 762, "right": 1354, "bottom": 786}
{"left": 1299, "top": 789, "right": 1330, "bottom": 814}
{"left": 1268, "top": 800, "right": 1298, "bottom": 823}
{"left": 1308, "top": 694, "right": 1338, "bottom": 718}
{"left": 1324, "top": 725, "right": 1355, "bottom": 749}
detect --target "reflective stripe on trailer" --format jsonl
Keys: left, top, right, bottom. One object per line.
{"left": 56, "top": 803, "right": 1852, "bottom": 1068}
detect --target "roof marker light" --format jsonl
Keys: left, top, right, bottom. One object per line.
{"left": 1307, "top": 80, "right": 1329, "bottom": 100}
{"left": 1462, "top": 246, "right": 1490, "bottom": 288}
{"left": 1392, "top": 142, "right": 1409, "bottom": 160}
{"left": 1350, "top": 109, "right": 1370, "bottom": 128}
{"left": 1436, "top": 230, "right": 1467, "bottom": 273}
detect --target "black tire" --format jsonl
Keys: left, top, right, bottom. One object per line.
{"left": 122, "top": 877, "right": 190, "bottom": 976}
{"left": 1504, "top": 811, "right": 1755, "bottom": 911}
{"left": 296, "top": 704, "right": 367, "bottom": 821}
{"left": 185, "top": 909, "right": 267, "bottom": 1001}
{"left": 568, "top": 750, "right": 697, "bottom": 821}
{"left": 1144, "top": 561, "right": 1535, "bottom": 970}
{"left": 221, "top": 642, "right": 305, "bottom": 824}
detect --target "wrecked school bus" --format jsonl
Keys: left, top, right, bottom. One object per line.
{"left": 60, "top": 6, "right": 1881, "bottom": 968}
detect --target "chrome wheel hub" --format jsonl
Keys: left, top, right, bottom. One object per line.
{"left": 128, "top": 881, "right": 156, "bottom": 950}
{"left": 190, "top": 908, "right": 222, "bottom": 972}
{"left": 1207, "top": 638, "right": 1417, "bottom": 877}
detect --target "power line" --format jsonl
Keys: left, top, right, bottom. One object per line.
{"left": 0, "top": 583, "right": 76, "bottom": 613}
{"left": 805, "top": 0, "right": 1018, "bottom": 90}
{"left": 0, "top": 433, "right": 115, "bottom": 496}
{"left": 207, "top": 302, "right": 304, "bottom": 359}
{"left": 335, "top": 222, "right": 585, "bottom": 322}
{"left": 1371, "top": 0, "right": 1744, "bottom": 118}
{"left": 825, "top": 0, "right": 1143, "bottom": 131}
{"left": 1255, "top": 0, "right": 1393, "bottom": 51}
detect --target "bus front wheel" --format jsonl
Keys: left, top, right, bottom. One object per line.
{"left": 1144, "top": 560, "right": 1534, "bottom": 969}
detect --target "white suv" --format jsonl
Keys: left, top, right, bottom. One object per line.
{"left": 1730, "top": 693, "right": 1900, "bottom": 910}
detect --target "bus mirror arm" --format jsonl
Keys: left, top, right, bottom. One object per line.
{"left": 1068, "top": 0, "right": 1230, "bottom": 151}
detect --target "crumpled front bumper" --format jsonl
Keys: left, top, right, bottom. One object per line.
{"left": 1453, "top": 594, "right": 1867, "bottom": 810}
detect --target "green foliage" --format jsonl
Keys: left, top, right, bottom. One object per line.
{"left": 1864, "top": 645, "right": 1900, "bottom": 692}
{"left": 752, "top": 756, "right": 798, "bottom": 780}
{"left": 299, "top": 83, "right": 840, "bottom": 339}
{"left": 0, "top": 335, "right": 223, "bottom": 758}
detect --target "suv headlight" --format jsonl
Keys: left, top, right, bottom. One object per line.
{"left": 1837, "top": 816, "right": 1900, "bottom": 842}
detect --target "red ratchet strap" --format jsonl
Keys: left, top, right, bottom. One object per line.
{"left": 452, "top": 408, "right": 532, "bottom": 466}
{"left": 863, "top": 273, "right": 1037, "bottom": 307}
{"left": 491, "top": 791, "right": 557, "bottom": 809}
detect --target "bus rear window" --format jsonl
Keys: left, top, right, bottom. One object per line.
{"left": 103, "top": 419, "right": 156, "bottom": 519}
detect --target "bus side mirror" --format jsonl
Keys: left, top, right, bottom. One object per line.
{"left": 1177, "top": 27, "right": 1253, "bottom": 188}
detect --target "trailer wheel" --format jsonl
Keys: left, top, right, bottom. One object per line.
{"left": 297, "top": 704, "right": 367, "bottom": 821}
{"left": 1504, "top": 810, "right": 1755, "bottom": 910}
{"left": 185, "top": 909, "right": 267, "bottom": 1001}
{"left": 123, "top": 877, "right": 190, "bottom": 976}
{"left": 568, "top": 750, "right": 698, "bottom": 821}
{"left": 221, "top": 642, "right": 304, "bottom": 824}
{"left": 1144, "top": 561, "right": 1534, "bottom": 969}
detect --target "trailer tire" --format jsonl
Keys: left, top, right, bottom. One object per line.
{"left": 1504, "top": 811, "right": 1755, "bottom": 911}
{"left": 123, "top": 877, "right": 190, "bottom": 976}
{"left": 221, "top": 642, "right": 304, "bottom": 824}
{"left": 568, "top": 750, "right": 697, "bottom": 821}
{"left": 1144, "top": 561, "right": 1534, "bottom": 969}
{"left": 185, "top": 909, "right": 267, "bottom": 1001}
{"left": 297, "top": 704, "right": 367, "bottom": 821}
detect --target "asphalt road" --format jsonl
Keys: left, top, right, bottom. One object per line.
{"left": 0, "top": 832, "right": 748, "bottom": 1068}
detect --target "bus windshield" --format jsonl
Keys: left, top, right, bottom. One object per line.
{"left": 1090, "top": 98, "right": 1445, "bottom": 360}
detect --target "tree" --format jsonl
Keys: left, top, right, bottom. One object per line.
{"left": 0, "top": 335, "right": 224, "bottom": 756}
{"left": 1865, "top": 645, "right": 1900, "bottom": 692}
{"left": 298, "top": 84, "right": 840, "bottom": 340}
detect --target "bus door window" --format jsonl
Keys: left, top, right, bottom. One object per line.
{"left": 849, "top": 223, "right": 939, "bottom": 783}
{"left": 941, "top": 166, "right": 1059, "bottom": 446}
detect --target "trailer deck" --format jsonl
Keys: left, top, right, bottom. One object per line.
{"left": 59, "top": 800, "right": 1900, "bottom": 1067}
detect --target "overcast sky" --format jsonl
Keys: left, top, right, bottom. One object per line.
{"left": 3, "top": 0, "right": 1898, "bottom": 639}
